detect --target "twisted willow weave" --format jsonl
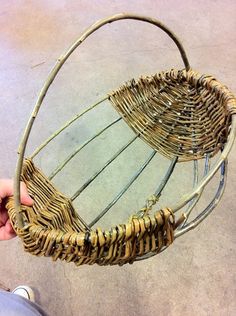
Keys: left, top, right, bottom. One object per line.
{"left": 6, "top": 13, "right": 236, "bottom": 266}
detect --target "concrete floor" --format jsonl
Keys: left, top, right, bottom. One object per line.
{"left": 0, "top": 1, "right": 236, "bottom": 315}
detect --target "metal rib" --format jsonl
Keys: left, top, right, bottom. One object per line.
{"left": 89, "top": 150, "right": 157, "bottom": 228}
{"left": 179, "top": 121, "right": 201, "bottom": 227}
{"left": 31, "top": 96, "right": 108, "bottom": 158}
{"left": 71, "top": 135, "right": 139, "bottom": 201}
{"left": 154, "top": 156, "right": 178, "bottom": 197}
{"left": 180, "top": 155, "right": 210, "bottom": 228}
{"left": 178, "top": 159, "right": 199, "bottom": 230}
{"left": 193, "top": 159, "right": 199, "bottom": 186}
{"left": 49, "top": 117, "right": 122, "bottom": 180}
{"left": 135, "top": 155, "right": 178, "bottom": 218}
{"left": 175, "top": 159, "right": 227, "bottom": 238}
{"left": 135, "top": 160, "right": 227, "bottom": 262}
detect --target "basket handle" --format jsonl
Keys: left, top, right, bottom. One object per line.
{"left": 14, "top": 13, "right": 190, "bottom": 228}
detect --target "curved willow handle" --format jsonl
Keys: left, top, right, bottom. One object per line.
{"left": 14, "top": 13, "right": 190, "bottom": 228}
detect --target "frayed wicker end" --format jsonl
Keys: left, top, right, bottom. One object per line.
{"left": 6, "top": 159, "right": 184, "bottom": 266}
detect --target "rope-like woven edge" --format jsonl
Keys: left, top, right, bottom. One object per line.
{"left": 6, "top": 159, "right": 185, "bottom": 266}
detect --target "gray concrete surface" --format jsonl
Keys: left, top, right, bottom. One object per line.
{"left": 0, "top": 1, "right": 236, "bottom": 315}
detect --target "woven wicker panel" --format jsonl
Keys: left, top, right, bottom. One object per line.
{"left": 109, "top": 69, "right": 234, "bottom": 161}
{"left": 6, "top": 159, "right": 185, "bottom": 266}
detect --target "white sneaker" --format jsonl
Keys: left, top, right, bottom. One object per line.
{"left": 12, "top": 285, "right": 35, "bottom": 302}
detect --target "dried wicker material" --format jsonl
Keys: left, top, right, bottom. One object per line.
{"left": 6, "top": 159, "right": 184, "bottom": 266}
{"left": 6, "top": 13, "right": 236, "bottom": 266}
{"left": 109, "top": 69, "right": 234, "bottom": 161}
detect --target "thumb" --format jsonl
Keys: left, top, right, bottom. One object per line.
{"left": 0, "top": 179, "right": 33, "bottom": 206}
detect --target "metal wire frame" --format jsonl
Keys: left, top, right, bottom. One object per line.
{"left": 48, "top": 117, "right": 123, "bottom": 180}
{"left": 13, "top": 12, "right": 236, "bottom": 243}
{"left": 30, "top": 96, "right": 109, "bottom": 159}
{"left": 178, "top": 155, "right": 210, "bottom": 229}
{"left": 71, "top": 136, "right": 140, "bottom": 202}
{"left": 88, "top": 150, "right": 157, "bottom": 228}
{"left": 26, "top": 98, "right": 181, "bottom": 228}
{"left": 136, "top": 159, "right": 227, "bottom": 261}
{"left": 14, "top": 13, "right": 191, "bottom": 228}
{"left": 17, "top": 109, "right": 235, "bottom": 238}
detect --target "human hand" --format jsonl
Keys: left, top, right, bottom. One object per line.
{"left": 0, "top": 179, "right": 33, "bottom": 240}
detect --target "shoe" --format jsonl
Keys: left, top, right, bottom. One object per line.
{"left": 12, "top": 285, "right": 35, "bottom": 302}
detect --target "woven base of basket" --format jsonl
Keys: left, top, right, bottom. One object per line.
{"left": 109, "top": 69, "right": 234, "bottom": 161}
{"left": 6, "top": 159, "right": 184, "bottom": 266}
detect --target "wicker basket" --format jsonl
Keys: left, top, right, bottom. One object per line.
{"left": 6, "top": 14, "right": 236, "bottom": 266}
